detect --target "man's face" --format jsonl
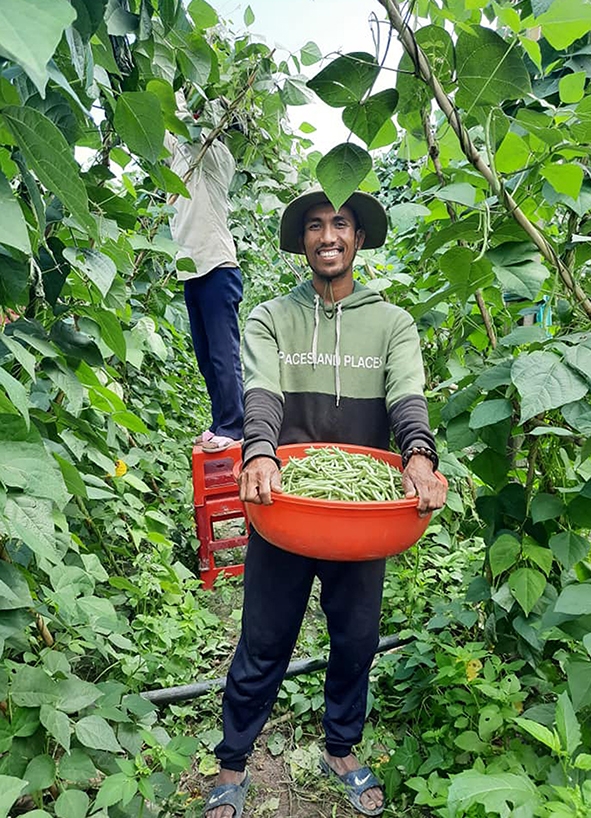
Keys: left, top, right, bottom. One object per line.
{"left": 300, "top": 203, "right": 365, "bottom": 281}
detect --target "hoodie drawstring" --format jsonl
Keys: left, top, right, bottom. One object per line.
{"left": 311, "top": 294, "right": 320, "bottom": 370}
{"left": 334, "top": 303, "right": 342, "bottom": 407}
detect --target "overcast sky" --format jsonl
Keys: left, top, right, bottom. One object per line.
{"left": 214, "top": 0, "right": 400, "bottom": 153}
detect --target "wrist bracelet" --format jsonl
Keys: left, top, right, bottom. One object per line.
{"left": 402, "top": 446, "right": 438, "bottom": 470}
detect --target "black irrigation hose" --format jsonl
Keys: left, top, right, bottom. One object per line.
{"left": 142, "top": 634, "right": 412, "bottom": 706}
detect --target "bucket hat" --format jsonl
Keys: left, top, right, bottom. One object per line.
{"left": 279, "top": 187, "right": 388, "bottom": 254}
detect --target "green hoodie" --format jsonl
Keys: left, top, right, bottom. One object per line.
{"left": 242, "top": 280, "right": 436, "bottom": 464}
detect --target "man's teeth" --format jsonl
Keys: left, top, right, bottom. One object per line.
{"left": 319, "top": 249, "right": 339, "bottom": 257}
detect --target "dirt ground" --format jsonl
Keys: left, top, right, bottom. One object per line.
{"left": 182, "top": 744, "right": 371, "bottom": 818}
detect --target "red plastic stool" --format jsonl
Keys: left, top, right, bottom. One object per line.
{"left": 192, "top": 443, "right": 248, "bottom": 589}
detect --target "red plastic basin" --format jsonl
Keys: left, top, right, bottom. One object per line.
{"left": 233, "top": 443, "right": 447, "bottom": 561}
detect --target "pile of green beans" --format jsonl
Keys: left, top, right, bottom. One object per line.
{"left": 281, "top": 446, "right": 402, "bottom": 502}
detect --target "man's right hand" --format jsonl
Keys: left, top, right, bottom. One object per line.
{"left": 238, "top": 456, "right": 282, "bottom": 505}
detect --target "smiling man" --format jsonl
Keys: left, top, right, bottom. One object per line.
{"left": 202, "top": 188, "right": 446, "bottom": 818}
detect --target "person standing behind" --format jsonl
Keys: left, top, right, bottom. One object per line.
{"left": 165, "top": 92, "right": 243, "bottom": 452}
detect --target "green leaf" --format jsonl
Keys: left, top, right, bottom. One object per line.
{"left": 54, "top": 452, "right": 86, "bottom": 494}
{"left": 488, "top": 242, "right": 549, "bottom": 300}
{"left": 448, "top": 770, "right": 540, "bottom": 815}
{"left": 556, "top": 691, "right": 581, "bottom": 755}
{"left": 536, "top": 0, "right": 591, "bottom": 50}
{"left": 489, "top": 534, "right": 520, "bottom": 578}
{"left": 396, "top": 25, "right": 454, "bottom": 115}
{"left": 530, "top": 493, "right": 565, "bottom": 524}
{"left": 56, "top": 677, "right": 103, "bottom": 714}
{"left": 514, "top": 718, "right": 561, "bottom": 752}
{"left": 522, "top": 538, "right": 553, "bottom": 576}
{"left": 2, "top": 106, "right": 96, "bottom": 239}
{"left": 0, "top": 776, "right": 27, "bottom": 818}
{"left": 495, "top": 132, "right": 530, "bottom": 174}
{"left": 541, "top": 164, "right": 584, "bottom": 200}
{"left": 508, "top": 567, "right": 546, "bottom": 616}
{"left": 12, "top": 666, "right": 57, "bottom": 707}
{"left": 300, "top": 41, "right": 322, "bottom": 67}
{"left": 342, "top": 90, "right": 399, "bottom": 147}
{"left": 469, "top": 399, "right": 512, "bottom": 429}
{"left": 187, "top": 0, "right": 218, "bottom": 28}
{"left": 316, "top": 143, "right": 372, "bottom": 212}
{"left": 511, "top": 351, "right": 588, "bottom": 423}
{"left": 549, "top": 531, "right": 589, "bottom": 570}
{"left": 243, "top": 5, "right": 255, "bottom": 26}
{"left": 40, "top": 705, "right": 71, "bottom": 753}
{"left": 176, "top": 34, "right": 212, "bottom": 86}
{"left": 0, "top": 335, "right": 36, "bottom": 381}
{"left": 54, "top": 789, "right": 89, "bottom": 818}
{"left": 563, "top": 343, "right": 591, "bottom": 385}
{"left": 63, "top": 247, "right": 116, "bottom": 298}
{"left": 114, "top": 92, "right": 165, "bottom": 164}
{"left": 0, "top": 562, "right": 33, "bottom": 610}
{"left": 146, "top": 79, "right": 190, "bottom": 140}
{"left": 75, "top": 715, "right": 122, "bottom": 753}
{"left": 555, "top": 583, "right": 591, "bottom": 616}
{"left": 91, "top": 308, "right": 126, "bottom": 360}
{"left": 280, "top": 76, "right": 315, "bottom": 106}
{"left": 0, "top": 0, "right": 76, "bottom": 95}
{"left": 4, "top": 494, "right": 59, "bottom": 563}
{"left": 95, "top": 772, "right": 137, "bottom": 809}
{"left": 308, "top": 52, "right": 380, "bottom": 108}
{"left": 434, "top": 183, "right": 477, "bottom": 207}
{"left": 0, "top": 367, "right": 29, "bottom": 428}
{"left": 0, "top": 171, "right": 31, "bottom": 253}
{"left": 529, "top": 425, "right": 573, "bottom": 437}
{"left": 455, "top": 26, "right": 531, "bottom": 108}
{"left": 111, "top": 410, "right": 149, "bottom": 435}
{"left": 23, "top": 755, "right": 56, "bottom": 794}
{"left": 71, "top": 0, "right": 106, "bottom": 42}
{"left": 57, "top": 749, "right": 96, "bottom": 783}
{"left": 559, "top": 71, "right": 586, "bottom": 104}
{"left": 567, "top": 661, "right": 591, "bottom": 712}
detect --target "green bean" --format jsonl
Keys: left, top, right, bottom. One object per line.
{"left": 280, "top": 446, "right": 402, "bottom": 502}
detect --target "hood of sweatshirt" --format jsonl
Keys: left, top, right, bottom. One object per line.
{"left": 287, "top": 280, "right": 384, "bottom": 406}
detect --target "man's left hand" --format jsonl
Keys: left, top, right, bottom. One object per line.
{"left": 402, "top": 454, "right": 447, "bottom": 518}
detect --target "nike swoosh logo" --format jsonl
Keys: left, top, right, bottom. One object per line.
{"left": 353, "top": 772, "right": 372, "bottom": 786}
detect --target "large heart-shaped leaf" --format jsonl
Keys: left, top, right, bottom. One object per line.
{"left": 308, "top": 53, "right": 379, "bottom": 108}
{"left": 456, "top": 26, "right": 531, "bottom": 108}
{"left": 316, "top": 143, "right": 372, "bottom": 212}
{"left": 511, "top": 351, "right": 588, "bottom": 423}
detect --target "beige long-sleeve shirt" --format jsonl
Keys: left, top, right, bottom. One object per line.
{"left": 164, "top": 129, "right": 239, "bottom": 281}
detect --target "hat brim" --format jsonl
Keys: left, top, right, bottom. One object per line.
{"left": 279, "top": 189, "right": 388, "bottom": 254}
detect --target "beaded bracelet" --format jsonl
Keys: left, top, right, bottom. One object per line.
{"left": 402, "top": 446, "right": 438, "bottom": 470}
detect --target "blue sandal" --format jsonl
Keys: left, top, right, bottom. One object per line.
{"left": 320, "top": 757, "right": 385, "bottom": 816}
{"left": 203, "top": 771, "right": 250, "bottom": 817}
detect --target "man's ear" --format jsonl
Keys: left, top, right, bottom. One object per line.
{"left": 355, "top": 229, "right": 366, "bottom": 251}
{"left": 298, "top": 235, "right": 305, "bottom": 254}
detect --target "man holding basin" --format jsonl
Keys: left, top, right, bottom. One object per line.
{"left": 203, "top": 187, "right": 447, "bottom": 818}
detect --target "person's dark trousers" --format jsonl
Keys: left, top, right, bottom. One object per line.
{"left": 215, "top": 530, "right": 385, "bottom": 771}
{"left": 183, "top": 267, "right": 244, "bottom": 440}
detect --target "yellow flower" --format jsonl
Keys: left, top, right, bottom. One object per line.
{"left": 466, "top": 659, "right": 483, "bottom": 681}
{"left": 114, "top": 459, "right": 128, "bottom": 477}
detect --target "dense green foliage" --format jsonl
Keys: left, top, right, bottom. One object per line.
{"left": 0, "top": 0, "right": 590, "bottom": 816}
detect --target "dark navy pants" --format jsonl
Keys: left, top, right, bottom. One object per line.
{"left": 215, "top": 530, "right": 385, "bottom": 771}
{"left": 184, "top": 267, "right": 244, "bottom": 440}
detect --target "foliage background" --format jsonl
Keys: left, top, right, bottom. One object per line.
{"left": 0, "top": 0, "right": 590, "bottom": 816}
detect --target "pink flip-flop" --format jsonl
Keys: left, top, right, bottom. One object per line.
{"left": 194, "top": 430, "right": 215, "bottom": 445}
{"left": 201, "top": 435, "right": 242, "bottom": 452}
